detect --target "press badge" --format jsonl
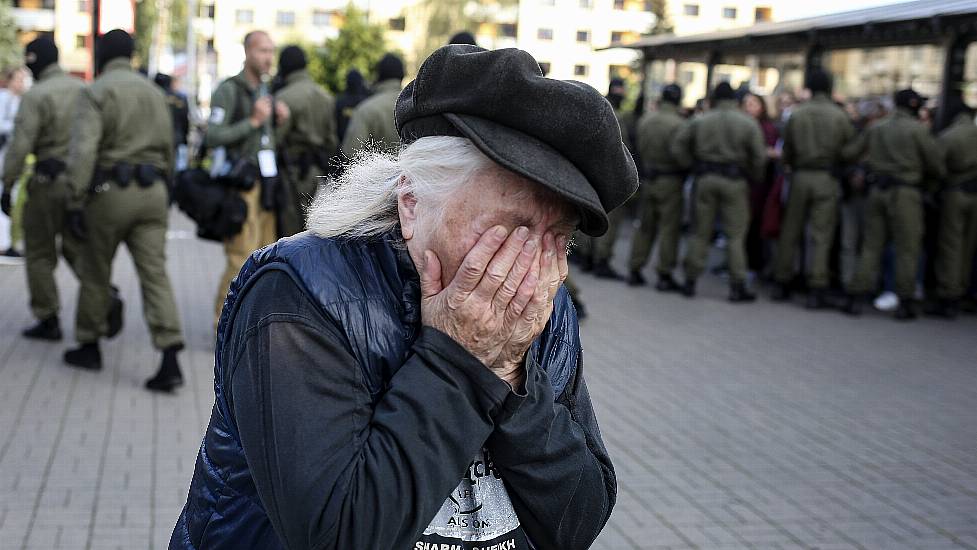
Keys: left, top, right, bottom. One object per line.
{"left": 257, "top": 149, "right": 278, "bottom": 177}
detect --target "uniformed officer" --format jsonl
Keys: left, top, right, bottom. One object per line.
{"left": 0, "top": 38, "right": 103, "bottom": 341}
{"left": 674, "top": 82, "right": 767, "bottom": 301}
{"left": 207, "top": 30, "right": 289, "bottom": 321}
{"left": 589, "top": 77, "right": 634, "bottom": 279}
{"left": 627, "top": 83, "right": 689, "bottom": 290}
{"left": 153, "top": 72, "right": 190, "bottom": 157}
{"left": 274, "top": 46, "right": 337, "bottom": 236}
{"left": 771, "top": 68, "right": 856, "bottom": 308}
{"left": 841, "top": 89, "right": 946, "bottom": 319}
{"left": 62, "top": 30, "right": 184, "bottom": 392}
{"left": 340, "top": 53, "right": 404, "bottom": 156}
{"left": 335, "top": 69, "right": 370, "bottom": 145}
{"left": 928, "top": 97, "right": 977, "bottom": 317}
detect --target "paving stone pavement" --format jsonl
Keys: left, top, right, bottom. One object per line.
{"left": 0, "top": 213, "right": 975, "bottom": 550}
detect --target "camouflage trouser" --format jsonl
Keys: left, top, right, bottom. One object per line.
{"left": 935, "top": 190, "right": 977, "bottom": 299}
{"left": 684, "top": 175, "right": 750, "bottom": 284}
{"left": 848, "top": 187, "right": 923, "bottom": 300}
{"left": 628, "top": 176, "right": 684, "bottom": 275}
{"left": 772, "top": 170, "right": 840, "bottom": 289}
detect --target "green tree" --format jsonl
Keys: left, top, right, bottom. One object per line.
{"left": 415, "top": 0, "right": 517, "bottom": 65}
{"left": 647, "top": 0, "right": 673, "bottom": 35}
{"left": 307, "top": 4, "right": 387, "bottom": 94}
{"left": 0, "top": 0, "right": 20, "bottom": 73}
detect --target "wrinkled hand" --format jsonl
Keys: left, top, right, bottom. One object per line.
{"left": 250, "top": 96, "right": 272, "bottom": 127}
{"left": 274, "top": 100, "right": 290, "bottom": 122}
{"left": 66, "top": 209, "right": 89, "bottom": 241}
{"left": 490, "top": 233, "right": 568, "bottom": 383}
{"left": 419, "top": 226, "right": 541, "bottom": 386}
{"left": 1, "top": 189, "right": 11, "bottom": 216}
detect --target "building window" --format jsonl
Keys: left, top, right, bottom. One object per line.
{"left": 75, "top": 34, "right": 87, "bottom": 49}
{"left": 576, "top": 30, "right": 590, "bottom": 43}
{"left": 388, "top": 17, "right": 406, "bottom": 31}
{"left": 610, "top": 31, "right": 624, "bottom": 43}
{"left": 579, "top": 0, "right": 592, "bottom": 7}
{"left": 538, "top": 61, "right": 551, "bottom": 75}
{"left": 613, "top": 0, "right": 625, "bottom": 9}
{"left": 755, "top": 6, "right": 772, "bottom": 22}
{"left": 235, "top": 9, "right": 253, "bottom": 24}
{"left": 574, "top": 64, "right": 588, "bottom": 77}
{"left": 200, "top": 4, "right": 214, "bottom": 18}
{"left": 313, "top": 10, "right": 331, "bottom": 27}
{"left": 206, "top": 39, "right": 215, "bottom": 52}
{"left": 683, "top": 4, "right": 699, "bottom": 16}
{"left": 276, "top": 11, "right": 296, "bottom": 27}
{"left": 723, "top": 7, "right": 737, "bottom": 19}
{"left": 680, "top": 70, "right": 694, "bottom": 85}
{"left": 498, "top": 23, "right": 517, "bottom": 38}
{"left": 77, "top": 0, "right": 88, "bottom": 12}
{"left": 537, "top": 28, "right": 553, "bottom": 40}
{"left": 643, "top": 0, "right": 654, "bottom": 11}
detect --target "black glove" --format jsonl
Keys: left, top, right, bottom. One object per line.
{"left": 66, "top": 209, "right": 89, "bottom": 241}
{"left": 1, "top": 189, "right": 11, "bottom": 217}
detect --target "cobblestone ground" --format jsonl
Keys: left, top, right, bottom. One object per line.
{"left": 0, "top": 214, "right": 975, "bottom": 550}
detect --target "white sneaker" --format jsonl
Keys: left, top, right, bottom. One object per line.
{"left": 874, "top": 291, "right": 899, "bottom": 312}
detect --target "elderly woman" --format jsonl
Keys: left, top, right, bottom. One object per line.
{"left": 170, "top": 46, "right": 636, "bottom": 550}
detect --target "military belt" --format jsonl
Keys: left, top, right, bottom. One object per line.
{"left": 34, "top": 158, "right": 67, "bottom": 180}
{"left": 866, "top": 172, "right": 917, "bottom": 191}
{"left": 695, "top": 161, "right": 742, "bottom": 179}
{"left": 646, "top": 167, "right": 687, "bottom": 180}
{"left": 91, "top": 162, "right": 165, "bottom": 194}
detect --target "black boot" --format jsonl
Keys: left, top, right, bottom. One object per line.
{"left": 592, "top": 260, "right": 622, "bottom": 280}
{"left": 145, "top": 344, "right": 185, "bottom": 393}
{"left": 770, "top": 283, "right": 791, "bottom": 302}
{"left": 627, "top": 270, "right": 647, "bottom": 287}
{"left": 655, "top": 273, "right": 680, "bottom": 292}
{"left": 805, "top": 288, "right": 829, "bottom": 310}
{"left": 924, "top": 298, "right": 958, "bottom": 319}
{"left": 106, "top": 286, "right": 124, "bottom": 338}
{"left": 680, "top": 278, "right": 696, "bottom": 298}
{"left": 840, "top": 294, "right": 862, "bottom": 316}
{"left": 728, "top": 282, "right": 757, "bottom": 303}
{"left": 894, "top": 299, "right": 918, "bottom": 321}
{"left": 23, "top": 316, "right": 62, "bottom": 341}
{"left": 64, "top": 342, "right": 102, "bottom": 370}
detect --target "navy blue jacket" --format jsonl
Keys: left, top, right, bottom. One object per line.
{"left": 169, "top": 231, "right": 615, "bottom": 549}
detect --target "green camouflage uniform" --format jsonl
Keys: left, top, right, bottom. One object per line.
{"left": 844, "top": 107, "right": 946, "bottom": 299}
{"left": 935, "top": 113, "right": 977, "bottom": 300}
{"left": 2, "top": 64, "right": 84, "bottom": 321}
{"left": 66, "top": 57, "right": 182, "bottom": 349}
{"left": 275, "top": 70, "right": 337, "bottom": 236}
{"left": 340, "top": 79, "right": 402, "bottom": 156}
{"left": 629, "top": 102, "right": 689, "bottom": 276}
{"left": 674, "top": 99, "right": 767, "bottom": 285}
{"left": 773, "top": 92, "right": 856, "bottom": 289}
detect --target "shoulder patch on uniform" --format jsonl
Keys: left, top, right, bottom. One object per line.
{"left": 210, "top": 107, "right": 226, "bottom": 124}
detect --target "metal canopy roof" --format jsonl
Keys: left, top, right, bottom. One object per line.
{"left": 615, "top": 0, "right": 977, "bottom": 58}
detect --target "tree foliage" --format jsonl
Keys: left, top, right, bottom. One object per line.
{"left": 647, "top": 0, "right": 673, "bottom": 35}
{"left": 134, "top": 0, "right": 188, "bottom": 67}
{"left": 414, "top": 0, "right": 516, "bottom": 66}
{"left": 307, "top": 4, "right": 388, "bottom": 94}
{"left": 0, "top": 0, "right": 20, "bottom": 73}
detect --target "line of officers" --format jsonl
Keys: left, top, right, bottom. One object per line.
{"left": 0, "top": 29, "right": 411, "bottom": 393}
{"left": 575, "top": 69, "right": 976, "bottom": 321}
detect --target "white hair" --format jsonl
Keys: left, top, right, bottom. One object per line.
{"left": 306, "top": 136, "right": 497, "bottom": 240}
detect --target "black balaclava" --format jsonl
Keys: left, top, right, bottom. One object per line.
{"left": 894, "top": 89, "right": 923, "bottom": 117}
{"left": 154, "top": 72, "right": 173, "bottom": 91}
{"left": 25, "top": 38, "right": 58, "bottom": 78}
{"left": 711, "top": 81, "right": 736, "bottom": 102}
{"left": 96, "top": 29, "right": 134, "bottom": 73}
{"left": 661, "top": 83, "right": 682, "bottom": 106}
{"left": 278, "top": 46, "right": 307, "bottom": 80}
{"left": 805, "top": 68, "right": 833, "bottom": 95}
{"left": 345, "top": 69, "right": 369, "bottom": 97}
{"left": 448, "top": 31, "right": 477, "bottom": 46}
{"left": 607, "top": 77, "right": 625, "bottom": 110}
{"left": 376, "top": 53, "right": 405, "bottom": 83}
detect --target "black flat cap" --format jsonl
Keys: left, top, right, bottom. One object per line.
{"left": 395, "top": 45, "right": 638, "bottom": 236}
